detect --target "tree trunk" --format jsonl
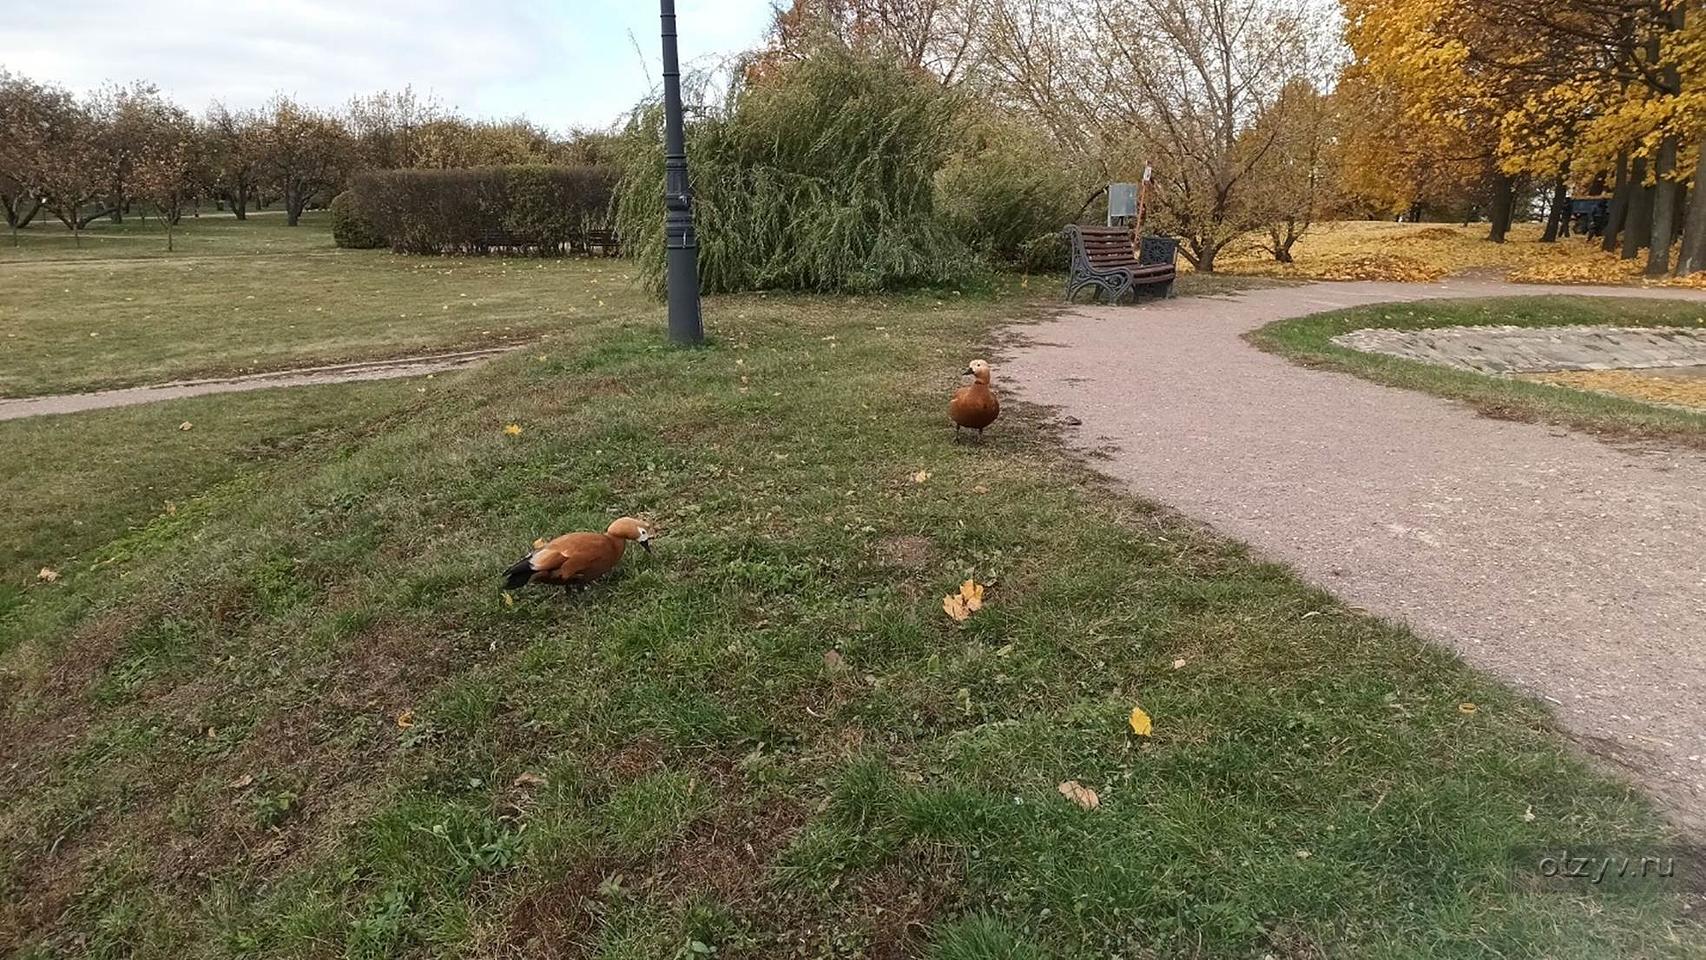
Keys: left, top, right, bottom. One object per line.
{"left": 1647, "top": 135, "right": 1679, "bottom": 275}
{"left": 234, "top": 184, "right": 249, "bottom": 220}
{"left": 1676, "top": 131, "right": 1706, "bottom": 276}
{"left": 286, "top": 186, "right": 305, "bottom": 227}
{"left": 1196, "top": 241, "right": 1218, "bottom": 273}
{"left": 1487, "top": 173, "right": 1515, "bottom": 243}
{"left": 1622, "top": 158, "right": 1652, "bottom": 260}
{"left": 1541, "top": 175, "right": 1568, "bottom": 242}
{"left": 1602, "top": 154, "right": 1630, "bottom": 252}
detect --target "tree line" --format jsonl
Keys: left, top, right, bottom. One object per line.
{"left": 760, "top": 0, "right": 1702, "bottom": 276}
{"left": 0, "top": 73, "right": 615, "bottom": 248}
{"left": 1342, "top": 0, "right": 1704, "bottom": 276}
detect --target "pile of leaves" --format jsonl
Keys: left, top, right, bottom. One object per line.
{"left": 1216, "top": 221, "right": 1696, "bottom": 287}
{"left": 1311, "top": 253, "right": 1447, "bottom": 282}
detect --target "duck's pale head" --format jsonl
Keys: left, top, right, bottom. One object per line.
{"left": 963, "top": 359, "right": 992, "bottom": 384}
{"left": 606, "top": 517, "right": 654, "bottom": 552}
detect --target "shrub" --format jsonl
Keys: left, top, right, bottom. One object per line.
{"left": 616, "top": 50, "right": 982, "bottom": 294}
{"left": 329, "top": 190, "right": 385, "bottom": 249}
{"left": 351, "top": 165, "right": 619, "bottom": 255}
{"left": 936, "top": 115, "right": 1085, "bottom": 267}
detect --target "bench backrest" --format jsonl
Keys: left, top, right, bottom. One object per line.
{"left": 1067, "top": 225, "right": 1139, "bottom": 268}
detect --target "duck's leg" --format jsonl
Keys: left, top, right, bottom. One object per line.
{"left": 953, "top": 423, "right": 962, "bottom": 443}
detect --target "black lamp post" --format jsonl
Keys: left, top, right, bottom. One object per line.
{"left": 659, "top": 0, "right": 704, "bottom": 345}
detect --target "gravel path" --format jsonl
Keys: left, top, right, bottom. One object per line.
{"left": 1005, "top": 280, "right": 1706, "bottom": 829}
{"left": 0, "top": 347, "right": 518, "bottom": 421}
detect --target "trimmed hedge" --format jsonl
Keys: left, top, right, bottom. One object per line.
{"left": 350, "top": 165, "right": 619, "bottom": 255}
{"left": 329, "top": 191, "right": 385, "bottom": 249}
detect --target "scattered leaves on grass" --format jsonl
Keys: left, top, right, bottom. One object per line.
{"left": 1129, "top": 704, "right": 1154, "bottom": 737}
{"left": 911, "top": 470, "right": 931, "bottom": 484}
{"left": 1057, "top": 780, "right": 1100, "bottom": 810}
{"left": 227, "top": 774, "right": 254, "bottom": 790}
{"left": 943, "top": 579, "right": 986, "bottom": 622}
{"left": 1523, "top": 805, "right": 1536, "bottom": 822}
{"left": 502, "top": 592, "right": 515, "bottom": 607}
{"left": 503, "top": 423, "right": 523, "bottom": 437}
{"left": 396, "top": 709, "right": 416, "bottom": 729}
{"left": 1172, "top": 658, "right": 1186, "bottom": 670}
{"left": 822, "top": 649, "right": 848, "bottom": 672}
{"left": 178, "top": 421, "right": 193, "bottom": 431}
{"left": 1458, "top": 702, "right": 1478, "bottom": 715}
{"left": 36, "top": 567, "right": 60, "bottom": 583}
{"left": 512, "top": 772, "right": 548, "bottom": 790}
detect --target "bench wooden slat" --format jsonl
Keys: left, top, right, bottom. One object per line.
{"left": 1061, "top": 224, "right": 1177, "bottom": 303}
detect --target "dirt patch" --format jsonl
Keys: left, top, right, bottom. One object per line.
{"left": 876, "top": 535, "right": 935, "bottom": 572}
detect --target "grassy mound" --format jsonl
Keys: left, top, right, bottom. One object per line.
{"left": 2, "top": 285, "right": 1698, "bottom": 958}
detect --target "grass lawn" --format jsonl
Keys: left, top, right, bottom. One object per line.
{"left": 1, "top": 229, "right": 1701, "bottom": 957}
{"left": 0, "top": 220, "right": 636, "bottom": 398}
{"left": 0, "top": 209, "right": 337, "bottom": 263}
{"left": 1248, "top": 296, "right": 1706, "bottom": 450}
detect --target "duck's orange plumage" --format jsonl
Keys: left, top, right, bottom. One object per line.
{"left": 504, "top": 517, "right": 652, "bottom": 590}
{"left": 949, "top": 359, "right": 1000, "bottom": 436}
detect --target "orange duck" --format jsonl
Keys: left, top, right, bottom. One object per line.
{"left": 504, "top": 517, "right": 652, "bottom": 590}
{"left": 948, "top": 359, "right": 1000, "bottom": 439}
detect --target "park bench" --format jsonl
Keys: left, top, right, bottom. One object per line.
{"left": 1062, "top": 225, "right": 1177, "bottom": 303}
{"left": 585, "top": 229, "right": 622, "bottom": 257}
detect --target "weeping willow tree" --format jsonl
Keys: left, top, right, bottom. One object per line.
{"left": 617, "top": 49, "right": 982, "bottom": 294}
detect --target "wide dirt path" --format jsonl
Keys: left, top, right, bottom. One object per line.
{"left": 1006, "top": 280, "right": 1706, "bottom": 828}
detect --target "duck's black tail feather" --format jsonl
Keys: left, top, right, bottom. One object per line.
{"left": 503, "top": 555, "right": 535, "bottom": 590}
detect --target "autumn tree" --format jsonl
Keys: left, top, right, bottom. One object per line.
{"left": 132, "top": 105, "right": 199, "bottom": 250}
{"left": 763, "top": 0, "right": 988, "bottom": 85}
{"left": 1244, "top": 80, "right": 1339, "bottom": 261}
{"left": 205, "top": 103, "right": 262, "bottom": 218}
{"left": 33, "top": 99, "right": 112, "bottom": 246}
{"left": 347, "top": 87, "right": 443, "bottom": 169}
{"left": 0, "top": 70, "right": 66, "bottom": 242}
{"left": 1109, "top": 0, "right": 1338, "bottom": 270}
{"left": 258, "top": 97, "right": 352, "bottom": 226}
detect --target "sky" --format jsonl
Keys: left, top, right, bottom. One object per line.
{"left": 6, "top": 1, "right": 778, "bottom": 132}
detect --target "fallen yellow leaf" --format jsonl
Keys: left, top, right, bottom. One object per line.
{"left": 512, "top": 771, "right": 548, "bottom": 789}
{"left": 502, "top": 592, "right": 515, "bottom": 607}
{"left": 1172, "top": 658, "right": 1186, "bottom": 670}
{"left": 1458, "top": 702, "right": 1478, "bottom": 715}
{"left": 178, "top": 421, "right": 193, "bottom": 431}
{"left": 943, "top": 594, "right": 972, "bottom": 622}
{"left": 1057, "top": 779, "right": 1100, "bottom": 810}
{"left": 36, "top": 567, "right": 60, "bottom": 583}
{"left": 959, "top": 579, "right": 985, "bottom": 612}
{"left": 1129, "top": 705, "right": 1153, "bottom": 737}
{"left": 396, "top": 709, "right": 415, "bottom": 729}
{"left": 911, "top": 470, "right": 931, "bottom": 484}
{"left": 503, "top": 424, "right": 523, "bottom": 437}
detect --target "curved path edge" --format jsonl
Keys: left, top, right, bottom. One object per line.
{"left": 1004, "top": 280, "right": 1706, "bottom": 830}
{"left": 0, "top": 347, "right": 520, "bottom": 421}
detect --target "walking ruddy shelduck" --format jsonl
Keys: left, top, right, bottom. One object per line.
{"left": 504, "top": 517, "right": 652, "bottom": 590}
{"left": 949, "top": 359, "right": 1000, "bottom": 439}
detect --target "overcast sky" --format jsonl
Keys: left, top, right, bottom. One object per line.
{"left": 5, "top": 1, "right": 777, "bottom": 131}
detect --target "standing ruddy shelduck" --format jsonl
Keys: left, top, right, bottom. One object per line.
{"left": 503, "top": 517, "right": 652, "bottom": 590}
{"left": 948, "top": 359, "right": 1000, "bottom": 439}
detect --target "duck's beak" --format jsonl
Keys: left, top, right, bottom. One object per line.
{"left": 963, "top": 367, "right": 974, "bottom": 377}
{"left": 637, "top": 534, "right": 653, "bottom": 554}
